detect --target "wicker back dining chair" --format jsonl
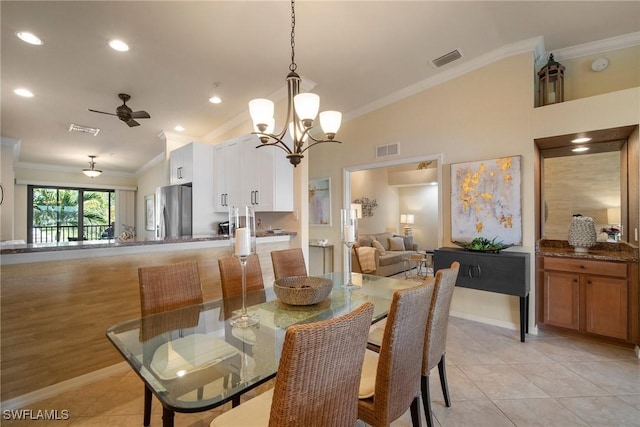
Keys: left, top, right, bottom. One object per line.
{"left": 270, "top": 248, "right": 308, "bottom": 280}
{"left": 421, "top": 261, "right": 460, "bottom": 427}
{"left": 358, "top": 283, "right": 433, "bottom": 427}
{"left": 210, "top": 301, "right": 375, "bottom": 427}
{"left": 138, "top": 261, "right": 203, "bottom": 317}
{"left": 218, "top": 254, "right": 265, "bottom": 299}
{"left": 137, "top": 261, "right": 204, "bottom": 426}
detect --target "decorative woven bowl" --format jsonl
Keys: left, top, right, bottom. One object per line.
{"left": 273, "top": 276, "right": 333, "bottom": 306}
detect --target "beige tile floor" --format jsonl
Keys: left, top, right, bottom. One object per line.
{"left": 4, "top": 317, "right": 639, "bottom": 426}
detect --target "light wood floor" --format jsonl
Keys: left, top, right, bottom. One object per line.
{"left": 2, "top": 317, "right": 639, "bottom": 426}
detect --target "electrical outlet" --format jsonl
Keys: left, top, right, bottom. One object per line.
{"left": 293, "top": 210, "right": 299, "bottom": 221}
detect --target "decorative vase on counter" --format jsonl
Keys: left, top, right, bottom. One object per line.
{"left": 567, "top": 215, "right": 597, "bottom": 253}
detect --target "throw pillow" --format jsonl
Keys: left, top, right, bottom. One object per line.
{"left": 358, "top": 235, "right": 373, "bottom": 248}
{"left": 389, "top": 236, "right": 406, "bottom": 251}
{"left": 372, "top": 240, "right": 386, "bottom": 255}
{"left": 394, "top": 234, "right": 414, "bottom": 251}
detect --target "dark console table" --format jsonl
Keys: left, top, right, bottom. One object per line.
{"left": 434, "top": 248, "right": 530, "bottom": 342}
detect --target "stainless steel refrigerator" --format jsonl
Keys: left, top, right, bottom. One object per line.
{"left": 156, "top": 184, "right": 192, "bottom": 238}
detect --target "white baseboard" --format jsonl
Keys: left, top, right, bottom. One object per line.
{"left": 0, "top": 362, "right": 130, "bottom": 411}
{"left": 450, "top": 311, "right": 539, "bottom": 336}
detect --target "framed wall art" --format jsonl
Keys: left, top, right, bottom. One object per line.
{"left": 451, "top": 155, "right": 522, "bottom": 245}
{"left": 309, "top": 178, "right": 331, "bottom": 226}
{"left": 145, "top": 194, "right": 155, "bottom": 231}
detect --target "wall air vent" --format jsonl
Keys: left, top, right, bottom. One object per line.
{"left": 69, "top": 123, "right": 100, "bottom": 136}
{"left": 376, "top": 143, "right": 400, "bottom": 158}
{"left": 430, "top": 49, "right": 463, "bottom": 69}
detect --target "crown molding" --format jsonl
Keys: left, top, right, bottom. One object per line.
{"left": 134, "top": 153, "right": 165, "bottom": 177}
{"left": 14, "top": 161, "right": 135, "bottom": 178}
{"left": 551, "top": 31, "right": 640, "bottom": 61}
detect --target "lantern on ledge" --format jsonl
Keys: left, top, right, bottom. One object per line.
{"left": 538, "top": 54, "right": 565, "bottom": 106}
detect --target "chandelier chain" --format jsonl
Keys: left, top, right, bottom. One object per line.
{"left": 290, "top": 0, "right": 297, "bottom": 72}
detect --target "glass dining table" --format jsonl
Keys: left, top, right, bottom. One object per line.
{"left": 106, "top": 272, "right": 422, "bottom": 427}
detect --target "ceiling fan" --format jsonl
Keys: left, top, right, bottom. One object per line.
{"left": 88, "top": 93, "right": 150, "bottom": 127}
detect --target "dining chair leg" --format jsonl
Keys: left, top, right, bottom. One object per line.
{"left": 410, "top": 396, "right": 422, "bottom": 427}
{"left": 421, "top": 375, "right": 434, "bottom": 427}
{"left": 438, "top": 355, "right": 451, "bottom": 408}
{"left": 143, "top": 385, "right": 152, "bottom": 426}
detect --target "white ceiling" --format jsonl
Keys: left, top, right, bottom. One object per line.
{"left": 2, "top": 1, "right": 639, "bottom": 176}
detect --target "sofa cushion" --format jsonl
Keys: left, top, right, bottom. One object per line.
{"left": 372, "top": 240, "right": 386, "bottom": 255}
{"left": 389, "top": 236, "right": 405, "bottom": 251}
{"left": 379, "top": 252, "right": 409, "bottom": 266}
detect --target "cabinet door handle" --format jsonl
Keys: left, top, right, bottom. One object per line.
{"left": 467, "top": 266, "right": 473, "bottom": 278}
{"left": 177, "top": 166, "right": 183, "bottom": 179}
{"left": 254, "top": 190, "right": 259, "bottom": 205}
{"left": 476, "top": 265, "right": 481, "bottom": 277}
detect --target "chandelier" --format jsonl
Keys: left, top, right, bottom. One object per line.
{"left": 82, "top": 155, "right": 102, "bottom": 178}
{"left": 248, "top": 0, "right": 342, "bottom": 166}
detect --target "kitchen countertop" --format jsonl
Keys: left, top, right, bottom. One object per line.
{"left": 536, "top": 239, "right": 638, "bottom": 263}
{"left": 0, "top": 231, "right": 296, "bottom": 256}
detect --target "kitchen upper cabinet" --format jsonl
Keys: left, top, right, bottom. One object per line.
{"left": 213, "top": 135, "right": 293, "bottom": 213}
{"left": 167, "top": 141, "right": 215, "bottom": 235}
{"left": 169, "top": 142, "right": 214, "bottom": 185}
{"left": 214, "top": 140, "right": 240, "bottom": 211}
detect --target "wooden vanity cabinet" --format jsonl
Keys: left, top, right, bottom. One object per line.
{"left": 538, "top": 256, "right": 636, "bottom": 343}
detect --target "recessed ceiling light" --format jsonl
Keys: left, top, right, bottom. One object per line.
{"left": 571, "top": 137, "right": 591, "bottom": 143}
{"left": 174, "top": 125, "right": 185, "bottom": 132}
{"left": 572, "top": 146, "right": 590, "bottom": 153}
{"left": 16, "top": 31, "right": 43, "bottom": 45}
{"left": 108, "top": 39, "right": 129, "bottom": 52}
{"left": 14, "top": 88, "right": 34, "bottom": 97}
{"left": 209, "top": 96, "right": 222, "bottom": 104}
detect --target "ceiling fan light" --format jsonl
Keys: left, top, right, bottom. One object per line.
{"left": 319, "top": 110, "right": 342, "bottom": 137}
{"left": 293, "top": 93, "right": 320, "bottom": 124}
{"left": 249, "top": 98, "right": 274, "bottom": 127}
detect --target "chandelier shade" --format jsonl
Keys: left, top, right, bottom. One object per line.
{"left": 82, "top": 155, "right": 102, "bottom": 178}
{"left": 248, "top": 0, "right": 342, "bottom": 166}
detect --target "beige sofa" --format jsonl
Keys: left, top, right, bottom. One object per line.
{"left": 352, "top": 232, "right": 418, "bottom": 277}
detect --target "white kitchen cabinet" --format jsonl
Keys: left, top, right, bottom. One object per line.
{"left": 213, "top": 134, "right": 293, "bottom": 213}
{"left": 213, "top": 140, "right": 240, "bottom": 211}
{"left": 168, "top": 142, "right": 216, "bottom": 235}
{"left": 169, "top": 143, "right": 193, "bottom": 184}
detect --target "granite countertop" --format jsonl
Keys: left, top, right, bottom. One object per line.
{"left": 0, "top": 230, "right": 296, "bottom": 255}
{"left": 536, "top": 239, "right": 638, "bottom": 262}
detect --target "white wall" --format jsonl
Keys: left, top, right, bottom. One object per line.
{"left": 399, "top": 184, "right": 439, "bottom": 250}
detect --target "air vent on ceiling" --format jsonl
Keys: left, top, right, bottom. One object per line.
{"left": 376, "top": 143, "right": 399, "bottom": 158}
{"left": 69, "top": 123, "right": 100, "bottom": 136}
{"left": 430, "top": 49, "right": 463, "bottom": 69}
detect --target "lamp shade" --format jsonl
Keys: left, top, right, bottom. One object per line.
{"left": 248, "top": 98, "right": 274, "bottom": 125}
{"left": 350, "top": 203, "right": 362, "bottom": 219}
{"left": 293, "top": 93, "right": 320, "bottom": 122}
{"left": 319, "top": 111, "right": 342, "bottom": 135}
{"left": 401, "top": 214, "right": 414, "bottom": 224}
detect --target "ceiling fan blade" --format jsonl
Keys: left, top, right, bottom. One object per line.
{"left": 126, "top": 119, "right": 141, "bottom": 127}
{"left": 130, "top": 111, "right": 150, "bottom": 119}
{"left": 88, "top": 109, "right": 118, "bottom": 116}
